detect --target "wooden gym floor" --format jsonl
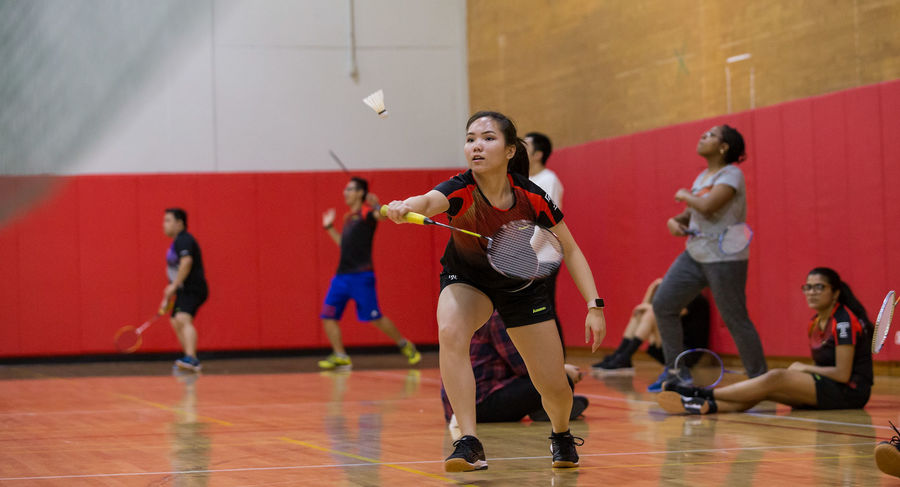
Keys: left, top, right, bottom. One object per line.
{"left": 1, "top": 351, "right": 898, "bottom": 486}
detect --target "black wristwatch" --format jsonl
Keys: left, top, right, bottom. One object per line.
{"left": 587, "top": 298, "right": 604, "bottom": 310}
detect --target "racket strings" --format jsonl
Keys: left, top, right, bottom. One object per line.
{"left": 873, "top": 290, "right": 896, "bottom": 353}
{"left": 114, "top": 327, "right": 141, "bottom": 353}
{"left": 488, "top": 221, "right": 563, "bottom": 280}
{"left": 720, "top": 223, "right": 752, "bottom": 254}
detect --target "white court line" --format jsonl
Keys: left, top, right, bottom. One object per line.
{"left": 0, "top": 441, "right": 873, "bottom": 481}
{"left": 580, "top": 393, "right": 657, "bottom": 406}
{"left": 746, "top": 412, "right": 891, "bottom": 431}
{"left": 583, "top": 393, "right": 890, "bottom": 431}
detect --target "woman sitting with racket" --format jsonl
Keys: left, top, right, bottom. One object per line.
{"left": 384, "top": 111, "right": 605, "bottom": 472}
{"left": 650, "top": 124, "right": 767, "bottom": 392}
{"left": 658, "top": 267, "right": 873, "bottom": 414}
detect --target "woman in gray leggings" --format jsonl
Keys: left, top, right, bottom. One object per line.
{"left": 649, "top": 125, "right": 767, "bottom": 392}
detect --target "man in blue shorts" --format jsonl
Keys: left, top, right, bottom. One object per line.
{"left": 318, "top": 177, "right": 420, "bottom": 370}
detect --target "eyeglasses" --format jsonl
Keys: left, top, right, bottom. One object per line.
{"left": 701, "top": 131, "right": 720, "bottom": 139}
{"left": 801, "top": 283, "right": 828, "bottom": 293}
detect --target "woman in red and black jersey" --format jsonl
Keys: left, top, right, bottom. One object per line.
{"left": 658, "top": 267, "right": 873, "bottom": 415}
{"left": 385, "top": 111, "right": 606, "bottom": 471}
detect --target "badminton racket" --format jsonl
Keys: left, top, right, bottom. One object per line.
{"left": 328, "top": 150, "right": 351, "bottom": 174}
{"left": 381, "top": 207, "right": 563, "bottom": 280}
{"left": 114, "top": 302, "right": 171, "bottom": 353}
{"left": 685, "top": 223, "right": 753, "bottom": 255}
{"left": 872, "top": 290, "right": 898, "bottom": 354}
{"left": 672, "top": 348, "right": 742, "bottom": 389}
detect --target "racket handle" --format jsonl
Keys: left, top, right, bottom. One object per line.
{"left": 379, "top": 206, "right": 428, "bottom": 225}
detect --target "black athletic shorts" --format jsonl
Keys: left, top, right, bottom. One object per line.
{"left": 172, "top": 289, "right": 208, "bottom": 318}
{"left": 812, "top": 374, "right": 870, "bottom": 410}
{"left": 439, "top": 269, "right": 556, "bottom": 327}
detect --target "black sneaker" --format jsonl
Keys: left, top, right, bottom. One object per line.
{"left": 444, "top": 435, "right": 487, "bottom": 472}
{"left": 549, "top": 430, "right": 583, "bottom": 468}
{"left": 876, "top": 421, "right": 900, "bottom": 478}
{"left": 657, "top": 391, "right": 717, "bottom": 415}
{"left": 663, "top": 379, "right": 711, "bottom": 399}
{"left": 591, "top": 352, "right": 634, "bottom": 375}
{"left": 591, "top": 353, "right": 617, "bottom": 369}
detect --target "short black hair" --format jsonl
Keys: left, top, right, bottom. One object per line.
{"left": 525, "top": 132, "right": 553, "bottom": 165}
{"left": 350, "top": 177, "right": 368, "bottom": 199}
{"left": 720, "top": 125, "right": 746, "bottom": 164}
{"left": 165, "top": 208, "right": 188, "bottom": 229}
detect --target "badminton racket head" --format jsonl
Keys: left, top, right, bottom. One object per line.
{"left": 486, "top": 220, "right": 563, "bottom": 280}
{"left": 672, "top": 348, "right": 725, "bottom": 389}
{"left": 873, "top": 290, "right": 896, "bottom": 354}
{"left": 719, "top": 223, "right": 753, "bottom": 254}
{"left": 114, "top": 326, "right": 142, "bottom": 353}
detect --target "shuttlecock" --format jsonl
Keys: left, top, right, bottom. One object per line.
{"left": 362, "top": 89, "right": 388, "bottom": 119}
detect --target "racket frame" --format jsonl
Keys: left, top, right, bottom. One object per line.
{"left": 872, "top": 290, "right": 897, "bottom": 354}
{"left": 685, "top": 223, "right": 753, "bottom": 255}
{"left": 114, "top": 309, "right": 167, "bottom": 354}
{"left": 672, "top": 347, "right": 742, "bottom": 389}
{"left": 382, "top": 208, "right": 563, "bottom": 280}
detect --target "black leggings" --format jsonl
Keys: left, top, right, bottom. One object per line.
{"left": 475, "top": 375, "right": 575, "bottom": 423}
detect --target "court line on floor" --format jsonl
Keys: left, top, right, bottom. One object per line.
{"left": 575, "top": 453, "right": 875, "bottom": 471}
{"left": 112, "top": 393, "right": 233, "bottom": 426}
{"left": 278, "top": 437, "right": 475, "bottom": 486}
{"left": 745, "top": 411, "right": 892, "bottom": 430}
{"left": 582, "top": 392, "right": 890, "bottom": 434}
{"left": 0, "top": 441, "right": 874, "bottom": 481}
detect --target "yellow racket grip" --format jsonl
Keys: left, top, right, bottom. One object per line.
{"left": 379, "top": 205, "right": 427, "bottom": 225}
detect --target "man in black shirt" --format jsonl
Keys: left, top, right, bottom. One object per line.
{"left": 163, "top": 208, "right": 208, "bottom": 372}
{"left": 319, "top": 177, "right": 419, "bottom": 370}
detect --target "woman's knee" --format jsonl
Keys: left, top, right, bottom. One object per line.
{"left": 437, "top": 321, "right": 473, "bottom": 348}
{"left": 760, "top": 368, "right": 788, "bottom": 386}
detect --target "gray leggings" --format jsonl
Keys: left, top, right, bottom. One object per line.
{"left": 651, "top": 251, "right": 768, "bottom": 378}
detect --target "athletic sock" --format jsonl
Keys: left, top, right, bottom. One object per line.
{"left": 623, "top": 337, "right": 644, "bottom": 357}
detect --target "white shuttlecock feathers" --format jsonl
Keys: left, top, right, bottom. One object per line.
{"left": 362, "top": 89, "right": 388, "bottom": 119}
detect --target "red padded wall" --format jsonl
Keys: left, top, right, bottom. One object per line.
{"left": 555, "top": 79, "right": 900, "bottom": 361}
{"left": 1, "top": 80, "right": 899, "bottom": 359}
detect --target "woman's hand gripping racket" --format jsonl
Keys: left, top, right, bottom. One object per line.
{"left": 685, "top": 223, "right": 753, "bottom": 255}
{"left": 114, "top": 301, "right": 173, "bottom": 353}
{"left": 872, "top": 290, "right": 898, "bottom": 354}
{"left": 380, "top": 207, "right": 563, "bottom": 280}
{"left": 672, "top": 348, "right": 741, "bottom": 389}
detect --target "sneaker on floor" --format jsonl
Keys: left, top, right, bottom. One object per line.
{"left": 591, "top": 352, "right": 634, "bottom": 375}
{"left": 657, "top": 391, "right": 717, "bottom": 415}
{"left": 174, "top": 355, "right": 202, "bottom": 372}
{"left": 529, "top": 395, "right": 590, "bottom": 422}
{"left": 591, "top": 352, "right": 617, "bottom": 369}
{"left": 444, "top": 435, "right": 487, "bottom": 472}
{"left": 876, "top": 421, "right": 900, "bottom": 478}
{"left": 549, "top": 430, "right": 583, "bottom": 468}
{"left": 318, "top": 354, "right": 352, "bottom": 370}
{"left": 647, "top": 369, "right": 675, "bottom": 392}
{"left": 400, "top": 341, "right": 422, "bottom": 365}
{"left": 663, "top": 379, "right": 708, "bottom": 398}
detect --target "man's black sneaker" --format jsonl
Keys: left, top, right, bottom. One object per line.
{"left": 444, "top": 435, "right": 487, "bottom": 472}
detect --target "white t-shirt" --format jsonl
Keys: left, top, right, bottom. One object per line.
{"left": 685, "top": 164, "right": 748, "bottom": 263}
{"left": 530, "top": 168, "right": 563, "bottom": 209}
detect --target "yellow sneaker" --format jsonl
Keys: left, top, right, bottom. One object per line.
{"left": 400, "top": 341, "right": 421, "bottom": 365}
{"left": 318, "top": 354, "right": 352, "bottom": 370}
